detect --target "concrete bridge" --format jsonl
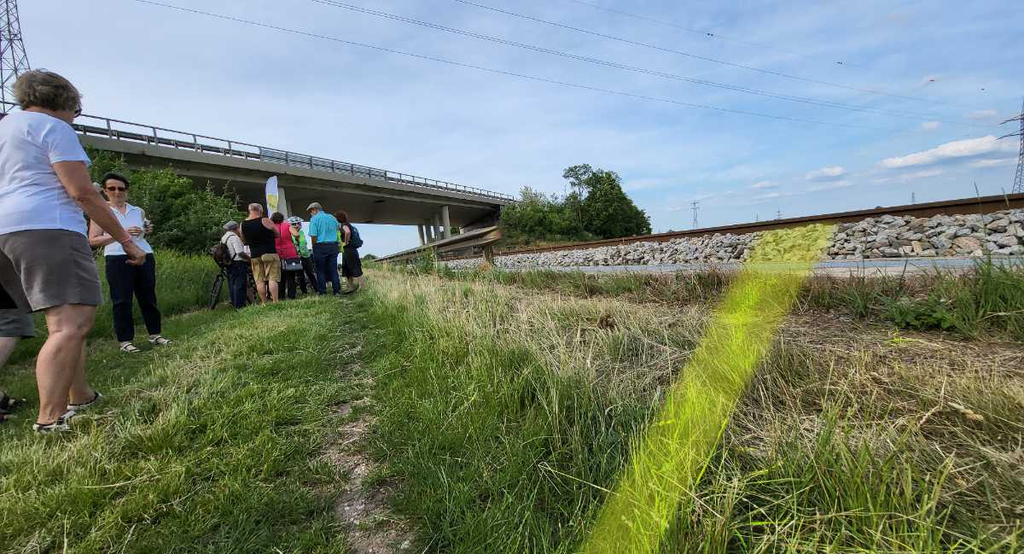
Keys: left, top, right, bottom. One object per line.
{"left": 32, "top": 107, "right": 514, "bottom": 244}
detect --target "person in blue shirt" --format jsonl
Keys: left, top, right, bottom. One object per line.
{"left": 306, "top": 202, "right": 342, "bottom": 295}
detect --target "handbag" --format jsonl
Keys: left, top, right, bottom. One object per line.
{"left": 282, "top": 258, "right": 303, "bottom": 272}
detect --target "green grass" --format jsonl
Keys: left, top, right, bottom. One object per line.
{"left": 0, "top": 298, "right": 363, "bottom": 553}
{"left": 424, "top": 259, "right": 1024, "bottom": 342}
{"left": 358, "top": 268, "right": 1023, "bottom": 553}
{"left": 10, "top": 250, "right": 218, "bottom": 365}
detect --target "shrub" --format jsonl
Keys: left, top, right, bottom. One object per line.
{"left": 89, "top": 150, "right": 244, "bottom": 254}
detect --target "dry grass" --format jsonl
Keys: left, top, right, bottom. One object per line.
{"left": 360, "top": 267, "right": 1023, "bottom": 552}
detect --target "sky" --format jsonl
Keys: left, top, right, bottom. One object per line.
{"left": 22, "top": 0, "right": 1023, "bottom": 256}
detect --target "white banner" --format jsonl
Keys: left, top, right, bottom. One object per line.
{"left": 265, "top": 176, "right": 279, "bottom": 214}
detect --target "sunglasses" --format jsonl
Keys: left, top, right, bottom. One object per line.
{"left": 105, "top": 186, "right": 126, "bottom": 192}
{"left": 74, "top": 107, "right": 82, "bottom": 117}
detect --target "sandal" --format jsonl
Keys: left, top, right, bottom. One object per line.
{"left": 0, "top": 391, "right": 22, "bottom": 412}
{"left": 148, "top": 336, "right": 172, "bottom": 346}
{"left": 120, "top": 342, "right": 142, "bottom": 353}
{"left": 33, "top": 410, "right": 75, "bottom": 434}
{"left": 67, "top": 391, "right": 104, "bottom": 412}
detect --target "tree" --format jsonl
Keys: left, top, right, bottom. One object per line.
{"left": 579, "top": 169, "right": 651, "bottom": 239}
{"left": 89, "top": 150, "right": 244, "bottom": 254}
{"left": 498, "top": 165, "right": 651, "bottom": 245}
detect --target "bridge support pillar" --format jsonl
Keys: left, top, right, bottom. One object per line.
{"left": 417, "top": 224, "right": 426, "bottom": 246}
{"left": 432, "top": 214, "right": 442, "bottom": 242}
{"left": 441, "top": 205, "right": 452, "bottom": 240}
{"left": 424, "top": 219, "right": 435, "bottom": 243}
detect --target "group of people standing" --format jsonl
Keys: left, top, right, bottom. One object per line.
{"left": 218, "top": 201, "right": 364, "bottom": 308}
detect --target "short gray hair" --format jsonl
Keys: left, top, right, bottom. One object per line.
{"left": 13, "top": 69, "right": 82, "bottom": 112}
{"left": 247, "top": 203, "right": 264, "bottom": 214}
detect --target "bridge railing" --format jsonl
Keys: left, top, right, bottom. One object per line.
{"left": 0, "top": 103, "right": 515, "bottom": 202}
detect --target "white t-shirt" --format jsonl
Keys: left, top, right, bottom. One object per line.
{"left": 0, "top": 110, "right": 92, "bottom": 236}
{"left": 103, "top": 203, "right": 154, "bottom": 256}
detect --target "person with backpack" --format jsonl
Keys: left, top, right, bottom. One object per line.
{"left": 217, "top": 221, "right": 249, "bottom": 309}
{"left": 334, "top": 210, "right": 365, "bottom": 294}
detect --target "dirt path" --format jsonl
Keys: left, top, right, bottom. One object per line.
{"left": 326, "top": 397, "right": 417, "bottom": 554}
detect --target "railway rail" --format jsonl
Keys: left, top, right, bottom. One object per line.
{"left": 450, "top": 192, "right": 1024, "bottom": 260}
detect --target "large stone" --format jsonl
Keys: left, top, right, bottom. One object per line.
{"left": 953, "top": 236, "right": 983, "bottom": 252}
{"left": 994, "top": 245, "right": 1024, "bottom": 256}
{"left": 986, "top": 218, "right": 1010, "bottom": 232}
{"left": 880, "top": 247, "right": 902, "bottom": 257}
{"left": 995, "top": 235, "right": 1019, "bottom": 248}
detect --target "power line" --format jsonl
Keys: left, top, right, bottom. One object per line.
{"left": 560, "top": 0, "right": 872, "bottom": 70}
{"left": 129, "top": 0, "right": 905, "bottom": 132}
{"left": 309, "top": 0, "right": 984, "bottom": 127}
{"left": 452, "top": 0, "right": 961, "bottom": 112}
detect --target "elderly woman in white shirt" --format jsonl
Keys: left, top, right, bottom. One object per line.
{"left": 88, "top": 172, "right": 171, "bottom": 353}
{"left": 0, "top": 70, "right": 146, "bottom": 432}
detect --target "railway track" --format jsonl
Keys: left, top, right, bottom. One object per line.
{"left": 465, "top": 192, "right": 1024, "bottom": 259}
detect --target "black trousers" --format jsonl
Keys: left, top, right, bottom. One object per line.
{"left": 280, "top": 260, "right": 299, "bottom": 299}
{"left": 227, "top": 261, "right": 248, "bottom": 309}
{"left": 106, "top": 253, "right": 161, "bottom": 342}
{"left": 296, "top": 256, "right": 316, "bottom": 294}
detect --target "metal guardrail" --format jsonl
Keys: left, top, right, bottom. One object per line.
{"left": 380, "top": 225, "right": 502, "bottom": 263}
{"left": 0, "top": 102, "right": 515, "bottom": 202}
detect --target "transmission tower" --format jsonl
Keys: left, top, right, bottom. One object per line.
{"left": 999, "top": 97, "right": 1023, "bottom": 194}
{"left": 0, "top": 0, "right": 29, "bottom": 111}
{"left": 691, "top": 201, "right": 699, "bottom": 229}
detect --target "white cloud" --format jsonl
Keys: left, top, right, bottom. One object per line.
{"left": 920, "top": 121, "right": 941, "bottom": 131}
{"left": 873, "top": 169, "right": 944, "bottom": 185}
{"left": 967, "top": 109, "right": 998, "bottom": 120}
{"left": 909, "top": 169, "right": 944, "bottom": 179}
{"left": 807, "top": 180, "right": 855, "bottom": 192}
{"left": 749, "top": 180, "right": 777, "bottom": 190}
{"left": 879, "top": 135, "right": 1014, "bottom": 169}
{"left": 805, "top": 166, "right": 847, "bottom": 181}
{"left": 968, "top": 158, "right": 1017, "bottom": 168}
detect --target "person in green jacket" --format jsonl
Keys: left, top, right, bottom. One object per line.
{"left": 288, "top": 217, "right": 318, "bottom": 295}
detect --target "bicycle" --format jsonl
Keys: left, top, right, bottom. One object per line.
{"left": 208, "top": 260, "right": 256, "bottom": 310}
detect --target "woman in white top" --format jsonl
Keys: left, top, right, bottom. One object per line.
{"left": 0, "top": 70, "right": 146, "bottom": 432}
{"left": 88, "top": 172, "right": 171, "bottom": 353}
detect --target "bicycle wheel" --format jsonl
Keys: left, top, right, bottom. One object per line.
{"left": 208, "top": 272, "right": 225, "bottom": 310}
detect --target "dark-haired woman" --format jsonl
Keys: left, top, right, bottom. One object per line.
{"left": 270, "top": 212, "right": 301, "bottom": 299}
{"left": 88, "top": 172, "right": 171, "bottom": 353}
{"left": 334, "top": 210, "right": 365, "bottom": 294}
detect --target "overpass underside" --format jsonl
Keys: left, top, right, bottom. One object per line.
{"left": 81, "top": 135, "right": 509, "bottom": 243}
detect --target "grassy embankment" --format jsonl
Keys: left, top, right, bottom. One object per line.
{"left": 432, "top": 258, "right": 1024, "bottom": 342}
{"left": 1, "top": 294, "right": 365, "bottom": 553}
{"left": 359, "top": 262, "right": 1023, "bottom": 552}
{"left": 3, "top": 250, "right": 1022, "bottom": 552}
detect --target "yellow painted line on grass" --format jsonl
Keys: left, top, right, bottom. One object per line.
{"left": 581, "top": 224, "right": 834, "bottom": 554}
